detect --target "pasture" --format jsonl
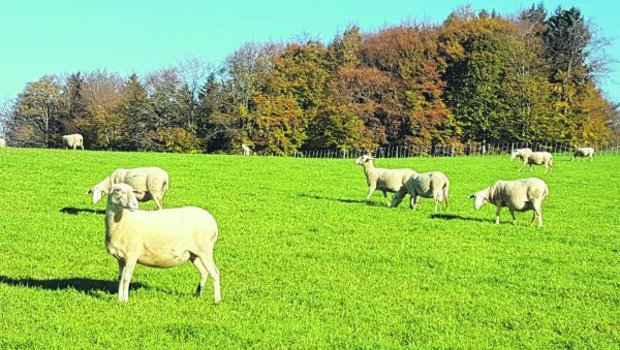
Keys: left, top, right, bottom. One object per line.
{"left": 0, "top": 148, "right": 618, "bottom": 349}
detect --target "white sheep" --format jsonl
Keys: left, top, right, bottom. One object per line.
{"left": 241, "top": 143, "right": 251, "bottom": 156}
{"left": 517, "top": 151, "right": 554, "bottom": 173}
{"left": 62, "top": 133, "right": 84, "bottom": 150}
{"left": 0, "top": 138, "right": 6, "bottom": 148}
{"left": 469, "top": 177, "right": 549, "bottom": 227}
{"left": 572, "top": 147, "right": 595, "bottom": 161}
{"left": 391, "top": 171, "right": 450, "bottom": 213}
{"left": 355, "top": 154, "right": 417, "bottom": 206}
{"left": 88, "top": 167, "right": 169, "bottom": 210}
{"left": 510, "top": 148, "right": 532, "bottom": 162}
{"left": 105, "top": 183, "right": 221, "bottom": 303}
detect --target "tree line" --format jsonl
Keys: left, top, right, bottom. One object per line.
{"left": 3, "top": 4, "right": 619, "bottom": 154}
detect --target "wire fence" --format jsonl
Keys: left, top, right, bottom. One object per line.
{"left": 283, "top": 141, "right": 620, "bottom": 159}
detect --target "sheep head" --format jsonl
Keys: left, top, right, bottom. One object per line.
{"left": 109, "top": 184, "right": 139, "bottom": 211}
{"left": 87, "top": 186, "right": 107, "bottom": 204}
{"left": 468, "top": 190, "right": 488, "bottom": 210}
{"left": 355, "top": 154, "right": 374, "bottom": 165}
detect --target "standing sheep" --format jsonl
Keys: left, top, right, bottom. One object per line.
{"left": 572, "top": 147, "right": 595, "bottom": 161}
{"left": 241, "top": 143, "right": 251, "bottom": 156}
{"left": 0, "top": 138, "right": 6, "bottom": 148}
{"left": 391, "top": 171, "right": 450, "bottom": 213}
{"left": 469, "top": 177, "right": 549, "bottom": 227}
{"left": 517, "top": 151, "right": 554, "bottom": 173}
{"left": 510, "top": 148, "right": 532, "bottom": 162}
{"left": 355, "top": 154, "right": 417, "bottom": 206}
{"left": 62, "top": 133, "right": 84, "bottom": 150}
{"left": 88, "top": 167, "right": 169, "bottom": 210}
{"left": 105, "top": 183, "right": 221, "bottom": 303}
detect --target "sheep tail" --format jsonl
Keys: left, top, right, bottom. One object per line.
{"left": 443, "top": 183, "right": 449, "bottom": 208}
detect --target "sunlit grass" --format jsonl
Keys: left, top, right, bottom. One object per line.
{"left": 0, "top": 148, "right": 618, "bottom": 349}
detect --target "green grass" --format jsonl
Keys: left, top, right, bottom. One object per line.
{"left": 0, "top": 148, "right": 619, "bottom": 349}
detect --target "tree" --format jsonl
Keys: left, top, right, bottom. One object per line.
{"left": 11, "top": 75, "right": 65, "bottom": 147}
{"left": 118, "top": 74, "right": 153, "bottom": 150}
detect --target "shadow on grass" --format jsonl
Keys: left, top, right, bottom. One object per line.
{"left": 59, "top": 207, "right": 104, "bottom": 215}
{"left": 298, "top": 193, "right": 385, "bottom": 206}
{"left": 430, "top": 213, "right": 485, "bottom": 222}
{"left": 0, "top": 275, "right": 143, "bottom": 296}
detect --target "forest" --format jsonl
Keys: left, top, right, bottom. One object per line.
{"left": 2, "top": 4, "right": 619, "bottom": 154}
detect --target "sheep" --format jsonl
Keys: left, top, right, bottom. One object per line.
{"left": 572, "top": 147, "right": 594, "bottom": 161}
{"left": 517, "top": 151, "right": 554, "bottom": 173}
{"left": 355, "top": 154, "right": 417, "bottom": 206}
{"left": 88, "top": 167, "right": 169, "bottom": 210}
{"left": 105, "top": 183, "right": 221, "bottom": 303}
{"left": 510, "top": 148, "right": 532, "bottom": 162}
{"left": 468, "top": 177, "right": 549, "bottom": 227}
{"left": 241, "top": 143, "right": 251, "bottom": 156}
{"left": 0, "top": 138, "right": 6, "bottom": 148}
{"left": 62, "top": 133, "right": 84, "bottom": 150}
{"left": 391, "top": 171, "right": 450, "bottom": 213}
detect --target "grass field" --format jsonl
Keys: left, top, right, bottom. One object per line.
{"left": 0, "top": 148, "right": 619, "bottom": 349}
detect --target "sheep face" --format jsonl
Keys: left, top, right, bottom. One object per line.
{"left": 87, "top": 186, "right": 106, "bottom": 204}
{"left": 110, "top": 184, "right": 139, "bottom": 211}
{"left": 510, "top": 152, "right": 518, "bottom": 161}
{"left": 469, "top": 192, "right": 487, "bottom": 210}
{"left": 355, "top": 154, "right": 373, "bottom": 165}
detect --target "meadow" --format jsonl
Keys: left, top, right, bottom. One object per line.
{"left": 0, "top": 148, "right": 618, "bottom": 349}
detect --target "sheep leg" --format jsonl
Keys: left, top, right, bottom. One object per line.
{"left": 412, "top": 195, "right": 419, "bottom": 211}
{"left": 153, "top": 195, "right": 163, "bottom": 210}
{"left": 509, "top": 209, "right": 517, "bottom": 225}
{"left": 495, "top": 205, "right": 501, "bottom": 224}
{"left": 391, "top": 190, "right": 405, "bottom": 208}
{"left": 195, "top": 251, "right": 221, "bottom": 304}
{"left": 382, "top": 190, "right": 389, "bottom": 206}
{"left": 190, "top": 254, "right": 208, "bottom": 297}
{"left": 409, "top": 195, "right": 414, "bottom": 209}
{"left": 119, "top": 258, "right": 137, "bottom": 302}
{"left": 365, "top": 185, "right": 376, "bottom": 203}
{"left": 117, "top": 259, "right": 126, "bottom": 282}
{"left": 517, "top": 162, "right": 526, "bottom": 172}
{"left": 531, "top": 202, "right": 543, "bottom": 228}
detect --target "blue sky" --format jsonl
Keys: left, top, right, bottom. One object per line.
{"left": 1, "top": 0, "right": 618, "bottom": 102}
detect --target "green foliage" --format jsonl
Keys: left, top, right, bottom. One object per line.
{"left": 1, "top": 148, "right": 619, "bottom": 348}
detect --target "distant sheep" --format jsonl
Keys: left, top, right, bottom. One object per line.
{"left": 469, "top": 177, "right": 549, "bottom": 227}
{"left": 572, "top": 147, "right": 594, "bottom": 161}
{"left": 241, "top": 143, "right": 251, "bottom": 156}
{"left": 88, "top": 167, "right": 169, "bottom": 210}
{"left": 62, "top": 134, "right": 84, "bottom": 150}
{"left": 355, "top": 154, "right": 417, "bottom": 206}
{"left": 105, "top": 183, "right": 221, "bottom": 303}
{"left": 391, "top": 171, "right": 450, "bottom": 213}
{"left": 517, "top": 151, "right": 554, "bottom": 173}
{"left": 0, "top": 138, "right": 5, "bottom": 148}
{"left": 510, "top": 148, "right": 532, "bottom": 162}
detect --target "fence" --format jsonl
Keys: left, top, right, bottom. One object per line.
{"left": 286, "top": 141, "right": 620, "bottom": 159}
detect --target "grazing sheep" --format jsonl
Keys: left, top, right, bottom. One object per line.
{"left": 62, "top": 133, "right": 84, "bottom": 150}
{"left": 0, "top": 138, "right": 6, "bottom": 148}
{"left": 88, "top": 167, "right": 169, "bottom": 210}
{"left": 572, "top": 147, "right": 595, "bottom": 161}
{"left": 510, "top": 148, "right": 533, "bottom": 162}
{"left": 391, "top": 171, "right": 450, "bottom": 213}
{"left": 241, "top": 143, "right": 251, "bottom": 156}
{"left": 517, "top": 151, "right": 554, "bottom": 173}
{"left": 105, "top": 183, "right": 221, "bottom": 303}
{"left": 469, "top": 177, "right": 549, "bottom": 227}
{"left": 355, "top": 154, "right": 417, "bottom": 206}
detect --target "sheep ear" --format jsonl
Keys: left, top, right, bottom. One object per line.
{"left": 86, "top": 189, "right": 92, "bottom": 195}
{"left": 468, "top": 194, "right": 474, "bottom": 199}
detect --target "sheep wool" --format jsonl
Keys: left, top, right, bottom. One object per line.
{"left": 469, "top": 177, "right": 549, "bottom": 227}
{"left": 105, "top": 183, "right": 221, "bottom": 303}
